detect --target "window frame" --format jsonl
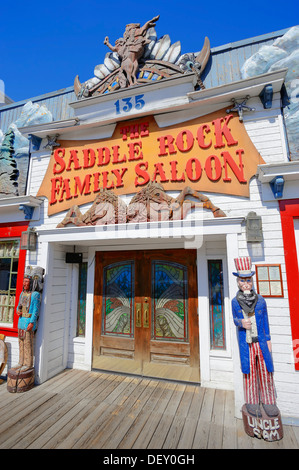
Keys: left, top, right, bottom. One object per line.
{"left": 0, "top": 222, "right": 29, "bottom": 337}
{"left": 77, "top": 261, "right": 88, "bottom": 337}
{"left": 255, "top": 264, "right": 284, "bottom": 298}
{"left": 207, "top": 258, "right": 226, "bottom": 350}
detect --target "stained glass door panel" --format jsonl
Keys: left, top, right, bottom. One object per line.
{"left": 93, "top": 249, "right": 200, "bottom": 383}
{"left": 93, "top": 252, "right": 142, "bottom": 376}
{"left": 102, "top": 261, "right": 134, "bottom": 337}
{"left": 152, "top": 261, "right": 188, "bottom": 341}
{"left": 143, "top": 250, "right": 199, "bottom": 382}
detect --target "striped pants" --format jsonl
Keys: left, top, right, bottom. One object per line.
{"left": 243, "top": 341, "right": 276, "bottom": 405}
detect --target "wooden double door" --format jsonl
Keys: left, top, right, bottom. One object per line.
{"left": 93, "top": 249, "right": 200, "bottom": 383}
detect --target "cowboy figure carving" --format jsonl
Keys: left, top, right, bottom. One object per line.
{"left": 104, "top": 15, "right": 160, "bottom": 87}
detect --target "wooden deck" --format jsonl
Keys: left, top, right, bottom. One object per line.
{"left": 0, "top": 368, "right": 298, "bottom": 449}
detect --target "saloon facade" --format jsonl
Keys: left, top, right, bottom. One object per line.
{"left": 0, "top": 22, "right": 299, "bottom": 423}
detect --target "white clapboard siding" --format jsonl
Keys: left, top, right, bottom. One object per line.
{"left": 209, "top": 357, "right": 234, "bottom": 390}
{"left": 1, "top": 336, "right": 18, "bottom": 376}
{"left": 20, "top": 103, "right": 299, "bottom": 420}
{"left": 28, "top": 153, "right": 51, "bottom": 196}
{"left": 46, "top": 244, "right": 70, "bottom": 378}
{"left": 67, "top": 246, "right": 89, "bottom": 370}
{"left": 204, "top": 113, "right": 298, "bottom": 419}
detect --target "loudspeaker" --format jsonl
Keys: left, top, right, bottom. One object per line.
{"left": 65, "top": 252, "right": 83, "bottom": 263}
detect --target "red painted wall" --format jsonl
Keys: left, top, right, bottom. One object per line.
{"left": 279, "top": 199, "right": 299, "bottom": 371}
{"left": 0, "top": 222, "right": 29, "bottom": 337}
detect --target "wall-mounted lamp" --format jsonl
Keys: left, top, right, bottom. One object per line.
{"left": 259, "top": 84, "right": 273, "bottom": 109}
{"left": 19, "top": 204, "right": 34, "bottom": 220}
{"left": 20, "top": 228, "right": 37, "bottom": 251}
{"left": 270, "top": 175, "right": 285, "bottom": 199}
{"left": 28, "top": 134, "right": 42, "bottom": 152}
{"left": 246, "top": 212, "right": 263, "bottom": 242}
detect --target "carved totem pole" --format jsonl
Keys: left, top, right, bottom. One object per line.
{"left": 7, "top": 266, "right": 44, "bottom": 393}
{"left": 231, "top": 257, "right": 283, "bottom": 441}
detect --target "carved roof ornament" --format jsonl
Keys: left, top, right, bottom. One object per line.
{"left": 74, "top": 15, "right": 210, "bottom": 99}
{"left": 226, "top": 96, "right": 256, "bottom": 122}
{"left": 43, "top": 134, "right": 61, "bottom": 150}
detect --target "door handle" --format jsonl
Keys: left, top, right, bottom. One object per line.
{"left": 143, "top": 302, "right": 149, "bottom": 328}
{"left": 136, "top": 303, "right": 141, "bottom": 327}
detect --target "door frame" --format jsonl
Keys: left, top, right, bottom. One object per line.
{"left": 92, "top": 248, "right": 200, "bottom": 381}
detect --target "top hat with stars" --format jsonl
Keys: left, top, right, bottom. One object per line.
{"left": 232, "top": 256, "right": 255, "bottom": 277}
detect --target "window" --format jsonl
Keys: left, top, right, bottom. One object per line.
{"left": 0, "top": 240, "right": 20, "bottom": 325}
{"left": 0, "top": 222, "right": 28, "bottom": 337}
{"left": 77, "top": 262, "right": 87, "bottom": 337}
{"left": 208, "top": 260, "right": 225, "bottom": 349}
{"left": 255, "top": 264, "right": 284, "bottom": 298}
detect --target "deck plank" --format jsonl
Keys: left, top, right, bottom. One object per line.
{"left": 147, "top": 383, "right": 186, "bottom": 449}
{"left": 0, "top": 391, "right": 57, "bottom": 441}
{"left": 192, "top": 387, "right": 215, "bottom": 449}
{"left": 61, "top": 376, "right": 138, "bottom": 449}
{"left": 177, "top": 386, "right": 205, "bottom": 449}
{"left": 207, "top": 389, "right": 225, "bottom": 449}
{"left": 116, "top": 379, "right": 170, "bottom": 449}
{"left": 162, "top": 384, "right": 195, "bottom": 449}
{"left": 1, "top": 393, "right": 65, "bottom": 449}
{"left": 93, "top": 379, "right": 159, "bottom": 449}
{"left": 89, "top": 377, "right": 151, "bottom": 449}
{"left": 0, "top": 369, "right": 297, "bottom": 450}
{"left": 132, "top": 381, "right": 178, "bottom": 449}
{"left": 222, "top": 390, "right": 238, "bottom": 449}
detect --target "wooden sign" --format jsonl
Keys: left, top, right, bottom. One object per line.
{"left": 242, "top": 405, "right": 283, "bottom": 441}
{"left": 37, "top": 109, "right": 265, "bottom": 216}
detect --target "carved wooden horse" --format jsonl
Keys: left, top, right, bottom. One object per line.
{"left": 57, "top": 182, "right": 226, "bottom": 228}
{"left": 126, "top": 182, "right": 225, "bottom": 222}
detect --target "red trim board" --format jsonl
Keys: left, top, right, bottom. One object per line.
{"left": 279, "top": 199, "right": 299, "bottom": 371}
{"left": 0, "top": 222, "right": 29, "bottom": 337}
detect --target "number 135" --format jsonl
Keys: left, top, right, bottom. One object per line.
{"left": 114, "top": 94, "right": 145, "bottom": 115}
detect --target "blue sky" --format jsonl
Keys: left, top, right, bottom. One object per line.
{"left": 0, "top": 0, "right": 296, "bottom": 103}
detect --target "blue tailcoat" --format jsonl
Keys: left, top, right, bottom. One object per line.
{"left": 231, "top": 294, "right": 274, "bottom": 374}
